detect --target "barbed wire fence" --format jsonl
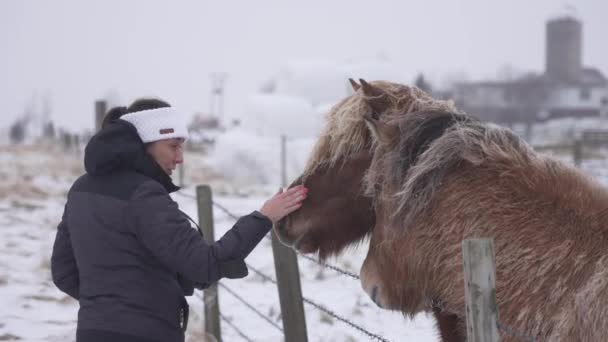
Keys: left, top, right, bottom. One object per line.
{"left": 176, "top": 190, "right": 537, "bottom": 342}
{"left": 175, "top": 190, "right": 391, "bottom": 342}
{"left": 218, "top": 282, "right": 284, "bottom": 333}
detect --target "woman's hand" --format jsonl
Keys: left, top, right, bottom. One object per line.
{"left": 259, "top": 185, "right": 308, "bottom": 223}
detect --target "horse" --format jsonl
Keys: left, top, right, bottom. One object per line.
{"left": 276, "top": 79, "right": 608, "bottom": 341}
{"left": 276, "top": 79, "right": 466, "bottom": 341}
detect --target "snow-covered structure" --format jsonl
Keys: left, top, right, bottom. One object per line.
{"left": 240, "top": 58, "right": 409, "bottom": 139}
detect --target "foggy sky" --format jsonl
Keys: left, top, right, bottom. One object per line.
{"left": 2, "top": 0, "right": 607, "bottom": 131}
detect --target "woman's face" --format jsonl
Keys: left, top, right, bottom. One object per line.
{"left": 146, "top": 138, "right": 184, "bottom": 175}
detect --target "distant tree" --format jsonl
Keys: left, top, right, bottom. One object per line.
{"left": 43, "top": 121, "right": 55, "bottom": 140}
{"left": 61, "top": 131, "right": 72, "bottom": 150}
{"left": 41, "top": 93, "right": 52, "bottom": 121}
{"left": 72, "top": 133, "right": 80, "bottom": 150}
{"left": 414, "top": 73, "right": 432, "bottom": 94}
{"left": 10, "top": 120, "right": 26, "bottom": 144}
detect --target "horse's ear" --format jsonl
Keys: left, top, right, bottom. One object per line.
{"left": 359, "top": 79, "right": 391, "bottom": 119}
{"left": 349, "top": 78, "right": 361, "bottom": 92}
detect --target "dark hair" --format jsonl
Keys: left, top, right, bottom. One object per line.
{"left": 127, "top": 98, "right": 170, "bottom": 113}
{"left": 101, "top": 98, "right": 171, "bottom": 129}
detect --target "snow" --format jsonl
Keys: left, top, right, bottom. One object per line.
{"left": 0, "top": 145, "right": 82, "bottom": 342}
{"left": 243, "top": 94, "right": 319, "bottom": 139}
{"left": 528, "top": 116, "right": 608, "bottom": 146}
{"left": 209, "top": 129, "right": 315, "bottom": 187}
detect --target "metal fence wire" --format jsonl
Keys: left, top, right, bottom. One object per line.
{"left": 245, "top": 262, "right": 391, "bottom": 342}
{"left": 220, "top": 312, "right": 255, "bottom": 342}
{"left": 218, "top": 282, "right": 283, "bottom": 333}
{"left": 177, "top": 190, "right": 392, "bottom": 341}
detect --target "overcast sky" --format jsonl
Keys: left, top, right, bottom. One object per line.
{"left": 2, "top": 0, "right": 607, "bottom": 131}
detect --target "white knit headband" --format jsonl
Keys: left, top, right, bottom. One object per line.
{"left": 121, "top": 107, "right": 189, "bottom": 143}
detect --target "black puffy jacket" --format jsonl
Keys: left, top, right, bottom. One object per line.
{"left": 51, "top": 119, "right": 272, "bottom": 342}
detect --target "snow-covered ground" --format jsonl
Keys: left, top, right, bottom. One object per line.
{"left": 0, "top": 145, "right": 85, "bottom": 342}
{"left": 0, "top": 144, "right": 438, "bottom": 342}
{"left": 1, "top": 130, "right": 608, "bottom": 341}
{"left": 525, "top": 116, "right": 608, "bottom": 147}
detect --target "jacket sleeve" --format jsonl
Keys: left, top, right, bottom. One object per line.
{"left": 127, "top": 181, "right": 273, "bottom": 285}
{"left": 212, "top": 211, "right": 273, "bottom": 260}
{"left": 51, "top": 206, "right": 80, "bottom": 300}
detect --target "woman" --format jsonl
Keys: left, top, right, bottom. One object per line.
{"left": 51, "top": 98, "right": 307, "bottom": 342}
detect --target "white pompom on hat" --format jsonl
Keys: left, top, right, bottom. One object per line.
{"left": 121, "top": 107, "right": 189, "bottom": 143}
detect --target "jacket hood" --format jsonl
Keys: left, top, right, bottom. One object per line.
{"left": 84, "top": 119, "right": 179, "bottom": 193}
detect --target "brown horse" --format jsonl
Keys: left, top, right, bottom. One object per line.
{"left": 276, "top": 79, "right": 608, "bottom": 341}
{"left": 276, "top": 79, "right": 466, "bottom": 341}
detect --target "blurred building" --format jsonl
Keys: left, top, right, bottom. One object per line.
{"left": 452, "top": 16, "right": 608, "bottom": 125}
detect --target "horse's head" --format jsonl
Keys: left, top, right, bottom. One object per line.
{"left": 275, "top": 79, "right": 450, "bottom": 259}
{"left": 276, "top": 150, "right": 374, "bottom": 260}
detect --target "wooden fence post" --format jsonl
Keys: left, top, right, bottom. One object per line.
{"left": 272, "top": 135, "right": 308, "bottom": 341}
{"left": 197, "top": 185, "right": 222, "bottom": 341}
{"left": 95, "top": 100, "right": 107, "bottom": 132}
{"left": 463, "top": 238, "right": 499, "bottom": 342}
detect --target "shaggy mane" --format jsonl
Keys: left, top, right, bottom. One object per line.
{"left": 377, "top": 113, "right": 536, "bottom": 228}
{"left": 301, "top": 81, "right": 459, "bottom": 179}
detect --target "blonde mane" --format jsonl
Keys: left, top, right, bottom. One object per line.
{"left": 302, "top": 81, "right": 459, "bottom": 179}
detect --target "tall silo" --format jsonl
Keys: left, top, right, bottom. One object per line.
{"left": 545, "top": 16, "right": 582, "bottom": 83}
